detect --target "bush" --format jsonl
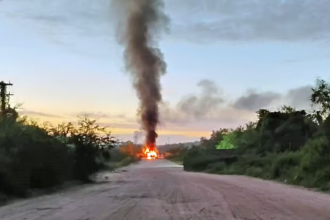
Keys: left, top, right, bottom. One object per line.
{"left": 183, "top": 148, "right": 217, "bottom": 171}
{"left": 0, "top": 121, "right": 72, "bottom": 196}
{"left": 298, "top": 137, "right": 330, "bottom": 188}
{"left": 0, "top": 116, "right": 118, "bottom": 197}
{"left": 270, "top": 152, "right": 301, "bottom": 180}
{"left": 183, "top": 148, "right": 237, "bottom": 171}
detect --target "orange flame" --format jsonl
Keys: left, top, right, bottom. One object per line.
{"left": 144, "top": 144, "right": 158, "bottom": 159}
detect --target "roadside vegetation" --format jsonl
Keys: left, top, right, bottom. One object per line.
{"left": 164, "top": 145, "right": 189, "bottom": 165}
{"left": 178, "top": 78, "right": 330, "bottom": 191}
{"left": 0, "top": 111, "right": 140, "bottom": 202}
{"left": 108, "top": 141, "right": 143, "bottom": 170}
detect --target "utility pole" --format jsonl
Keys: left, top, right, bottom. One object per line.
{"left": 0, "top": 81, "right": 13, "bottom": 115}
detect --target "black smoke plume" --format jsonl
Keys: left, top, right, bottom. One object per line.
{"left": 113, "top": 0, "right": 169, "bottom": 150}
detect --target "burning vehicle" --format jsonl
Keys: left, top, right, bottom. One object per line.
{"left": 144, "top": 145, "right": 158, "bottom": 159}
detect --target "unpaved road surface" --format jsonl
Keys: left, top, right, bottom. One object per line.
{"left": 1, "top": 159, "right": 330, "bottom": 220}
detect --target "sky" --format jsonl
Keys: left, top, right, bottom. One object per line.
{"left": 0, "top": 0, "right": 330, "bottom": 144}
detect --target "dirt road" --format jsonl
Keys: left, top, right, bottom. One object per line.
{"left": 0, "top": 159, "right": 329, "bottom": 220}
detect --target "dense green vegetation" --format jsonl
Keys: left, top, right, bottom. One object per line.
{"left": 182, "top": 79, "right": 330, "bottom": 191}
{"left": 0, "top": 113, "right": 138, "bottom": 200}
{"left": 216, "top": 132, "right": 237, "bottom": 149}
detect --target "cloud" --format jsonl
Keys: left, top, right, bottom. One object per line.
{"left": 159, "top": 80, "right": 314, "bottom": 130}
{"left": 231, "top": 86, "right": 314, "bottom": 112}
{"left": 19, "top": 110, "right": 61, "bottom": 118}
{"left": 3, "top": 0, "right": 329, "bottom": 44}
{"left": 3, "top": 0, "right": 110, "bottom": 25}
{"left": 285, "top": 85, "right": 313, "bottom": 109}
{"left": 0, "top": 0, "right": 113, "bottom": 45}
{"left": 232, "top": 90, "right": 281, "bottom": 111}
{"left": 159, "top": 80, "right": 256, "bottom": 129}
{"left": 177, "top": 79, "right": 224, "bottom": 117}
{"left": 67, "top": 112, "right": 140, "bottom": 129}
{"left": 70, "top": 111, "right": 126, "bottom": 119}
{"left": 160, "top": 79, "right": 226, "bottom": 124}
{"left": 168, "top": 0, "right": 330, "bottom": 43}
{"left": 17, "top": 109, "right": 139, "bottom": 128}
{"left": 230, "top": 85, "right": 314, "bottom": 113}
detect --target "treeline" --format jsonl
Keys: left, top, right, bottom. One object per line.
{"left": 158, "top": 141, "right": 200, "bottom": 154}
{"left": 182, "top": 79, "right": 330, "bottom": 191}
{"left": 0, "top": 113, "right": 138, "bottom": 199}
{"left": 163, "top": 144, "right": 190, "bottom": 163}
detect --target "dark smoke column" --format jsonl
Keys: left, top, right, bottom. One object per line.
{"left": 113, "top": 0, "right": 168, "bottom": 150}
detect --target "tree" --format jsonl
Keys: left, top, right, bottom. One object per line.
{"left": 201, "top": 129, "right": 230, "bottom": 149}
{"left": 59, "top": 117, "right": 117, "bottom": 182}
{"left": 216, "top": 132, "right": 237, "bottom": 149}
{"left": 279, "top": 105, "right": 296, "bottom": 113}
{"left": 311, "top": 79, "right": 330, "bottom": 117}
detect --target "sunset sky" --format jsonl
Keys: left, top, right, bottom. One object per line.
{"left": 0, "top": 0, "right": 330, "bottom": 144}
